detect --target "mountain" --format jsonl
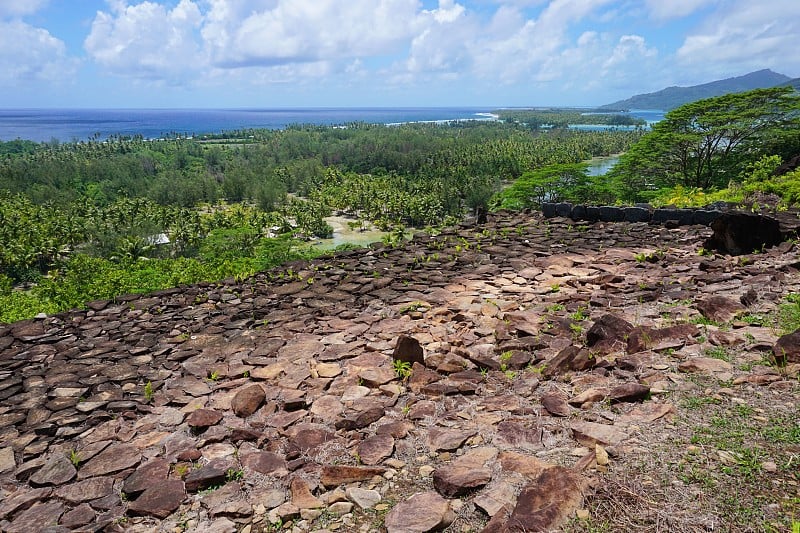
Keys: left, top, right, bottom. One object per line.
{"left": 599, "top": 69, "right": 792, "bottom": 111}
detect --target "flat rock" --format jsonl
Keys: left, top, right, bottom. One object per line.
{"left": 231, "top": 384, "right": 266, "bottom": 417}
{"left": 433, "top": 464, "right": 493, "bottom": 497}
{"left": 186, "top": 409, "right": 224, "bottom": 428}
{"left": 426, "top": 428, "right": 476, "bottom": 452}
{"left": 540, "top": 394, "right": 571, "bottom": 417}
{"left": 54, "top": 476, "right": 114, "bottom": 503}
{"left": 0, "top": 446, "right": 16, "bottom": 473}
{"left": 290, "top": 477, "right": 324, "bottom": 509}
{"left": 127, "top": 479, "right": 186, "bottom": 519}
{"left": 678, "top": 357, "right": 733, "bottom": 374}
{"left": 609, "top": 383, "right": 650, "bottom": 403}
{"left": 77, "top": 443, "right": 141, "bottom": 479}
{"left": 241, "top": 451, "right": 288, "bottom": 477}
{"left": 346, "top": 487, "right": 382, "bottom": 509}
{"left": 59, "top": 503, "right": 95, "bottom": 528}
{"left": 357, "top": 434, "right": 395, "bottom": 465}
{"left": 473, "top": 481, "right": 517, "bottom": 517}
{"left": 384, "top": 491, "right": 454, "bottom": 533}
{"left": 184, "top": 458, "right": 233, "bottom": 492}
{"left": 0, "top": 487, "right": 52, "bottom": 520}
{"left": 696, "top": 296, "right": 745, "bottom": 324}
{"left": 320, "top": 465, "right": 387, "bottom": 488}
{"left": 358, "top": 367, "right": 396, "bottom": 387}
{"left": 571, "top": 421, "right": 627, "bottom": 447}
{"left": 503, "top": 467, "right": 587, "bottom": 532}
{"left": 123, "top": 458, "right": 171, "bottom": 495}
{"left": 29, "top": 454, "right": 76, "bottom": 486}
{"left": 6, "top": 500, "right": 65, "bottom": 533}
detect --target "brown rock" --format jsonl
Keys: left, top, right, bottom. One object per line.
{"left": 384, "top": 492, "right": 454, "bottom": 533}
{"left": 0, "top": 487, "right": 52, "bottom": 520}
{"left": 77, "top": 443, "right": 141, "bottom": 479}
{"left": 241, "top": 451, "right": 288, "bottom": 477}
{"left": 0, "top": 446, "right": 15, "bottom": 473}
{"left": 335, "top": 405, "right": 385, "bottom": 430}
{"left": 571, "top": 421, "right": 627, "bottom": 447}
{"left": 568, "top": 388, "right": 607, "bottom": 407}
{"left": 231, "top": 384, "right": 266, "bottom": 418}
{"left": 29, "top": 454, "right": 76, "bottom": 486}
{"left": 59, "top": 503, "right": 95, "bottom": 528}
{"left": 433, "top": 464, "right": 492, "bottom": 497}
{"left": 696, "top": 296, "right": 745, "bottom": 324}
{"left": 504, "top": 467, "right": 587, "bottom": 532}
{"left": 187, "top": 409, "right": 224, "bottom": 428}
{"left": 609, "top": 383, "right": 650, "bottom": 404}
{"left": 627, "top": 324, "right": 698, "bottom": 354}
{"left": 54, "top": 476, "right": 114, "bottom": 503}
{"left": 498, "top": 451, "right": 554, "bottom": 480}
{"left": 358, "top": 434, "right": 395, "bottom": 465}
{"left": 774, "top": 329, "right": 800, "bottom": 364}
{"left": 541, "top": 394, "right": 571, "bottom": 417}
{"left": 544, "top": 345, "right": 595, "bottom": 377}
{"left": 290, "top": 477, "right": 323, "bottom": 509}
{"left": 586, "top": 314, "right": 634, "bottom": 348}
{"left": 127, "top": 479, "right": 186, "bottom": 518}
{"left": 320, "top": 465, "right": 386, "bottom": 488}
{"left": 184, "top": 458, "right": 233, "bottom": 492}
{"left": 393, "top": 335, "right": 425, "bottom": 366}
{"left": 678, "top": 357, "right": 733, "bottom": 374}
{"left": 123, "top": 458, "right": 171, "bottom": 495}
{"left": 493, "top": 421, "right": 543, "bottom": 451}
{"left": 426, "top": 428, "right": 477, "bottom": 452}
{"left": 5, "top": 500, "right": 64, "bottom": 533}
{"left": 473, "top": 481, "right": 517, "bottom": 517}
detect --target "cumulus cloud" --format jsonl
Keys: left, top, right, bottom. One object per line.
{"left": 676, "top": 0, "right": 800, "bottom": 76}
{"left": 0, "top": 19, "right": 77, "bottom": 85}
{"left": 201, "top": 0, "right": 421, "bottom": 69}
{"left": 0, "top": 0, "right": 48, "bottom": 18}
{"left": 84, "top": 0, "right": 203, "bottom": 81}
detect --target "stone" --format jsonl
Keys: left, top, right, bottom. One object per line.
{"left": 473, "top": 481, "right": 517, "bottom": 517}
{"left": 335, "top": 405, "right": 385, "bottom": 430}
{"left": 290, "top": 477, "right": 324, "bottom": 509}
{"left": 503, "top": 467, "right": 587, "bottom": 532}
{"left": 393, "top": 335, "right": 425, "bottom": 366}
{"left": 696, "top": 296, "right": 745, "bottom": 324}
{"left": 77, "top": 443, "right": 141, "bottom": 479}
{"left": 426, "top": 428, "right": 477, "bottom": 452}
{"left": 609, "top": 383, "right": 650, "bottom": 403}
{"left": 123, "top": 458, "right": 171, "bottom": 495}
{"left": 705, "top": 211, "right": 782, "bottom": 255}
{"left": 210, "top": 500, "right": 253, "bottom": 519}
{"left": 231, "top": 384, "right": 266, "bottom": 417}
{"left": 774, "top": 329, "right": 800, "bottom": 364}
{"left": 0, "top": 446, "right": 15, "bottom": 473}
{"left": 358, "top": 367, "right": 396, "bottom": 387}
{"left": 184, "top": 458, "right": 233, "bottom": 492}
{"left": 678, "top": 357, "right": 733, "bottom": 374}
{"left": 493, "top": 421, "right": 543, "bottom": 451}
{"left": 586, "top": 314, "right": 634, "bottom": 348}
{"left": 328, "top": 501, "right": 354, "bottom": 515}
{"left": 241, "top": 451, "right": 288, "bottom": 477}
{"left": 127, "top": 479, "right": 186, "bottom": 518}
{"left": 358, "top": 434, "right": 395, "bottom": 465}
{"left": 320, "top": 465, "right": 387, "bottom": 488}
{"left": 346, "top": 487, "right": 382, "bottom": 509}
{"left": 0, "top": 487, "right": 52, "bottom": 520}
{"left": 29, "top": 454, "right": 76, "bottom": 487}
{"left": 54, "top": 476, "right": 114, "bottom": 503}
{"left": 568, "top": 388, "right": 607, "bottom": 407}
{"left": 540, "top": 394, "right": 571, "bottom": 417}
{"left": 433, "top": 464, "right": 492, "bottom": 497}
{"left": 59, "top": 503, "right": 95, "bottom": 528}
{"left": 543, "top": 345, "right": 596, "bottom": 377}
{"left": 571, "top": 421, "right": 627, "bottom": 447}
{"left": 5, "top": 501, "right": 64, "bottom": 533}
{"left": 384, "top": 492, "right": 454, "bottom": 533}
{"left": 186, "top": 409, "right": 224, "bottom": 428}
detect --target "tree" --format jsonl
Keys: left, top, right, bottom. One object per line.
{"left": 610, "top": 87, "right": 800, "bottom": 201}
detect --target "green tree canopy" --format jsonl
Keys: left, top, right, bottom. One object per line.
{"left": 610, "top": 87, "right": 800, "bottom": 201}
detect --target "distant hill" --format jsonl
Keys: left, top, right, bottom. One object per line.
{"left": 599, "top": 69, "right": 792, "bottom": 111}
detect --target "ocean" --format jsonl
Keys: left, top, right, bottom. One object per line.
{"left": 0, "top": 108, "right": 497, "bottom": 143}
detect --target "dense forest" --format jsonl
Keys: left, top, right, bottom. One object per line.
{"left": 2, "top": 88, "right": 799, "bottom": 324}
{"left": 0, "top": 116, "right": 639, "bottom": 322}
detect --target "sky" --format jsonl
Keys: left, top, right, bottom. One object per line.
{"left": 0, "top": 0, "right": 798, "bottom": 108}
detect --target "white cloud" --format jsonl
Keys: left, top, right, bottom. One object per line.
{"left": 0, "top": 0, "right": 48, "bottom": 18}
{"left": 201, "top": 0, "right": 422, "bottom": 69}
{"left": 84, "top": 0, "right": 203, "bottom": 81}
{"left": 676, "top": 0, "right": 800, "bottom": 76}
{"left": 0, "top": 19, "right": 77, "bottom": 85}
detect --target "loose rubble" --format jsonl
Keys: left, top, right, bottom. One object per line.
{"left": 0, "top": 211, "right": 798, "bottom": 532}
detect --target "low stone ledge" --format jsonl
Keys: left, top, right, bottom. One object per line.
{"left": 543, "top": 202, "right": 725, "bottom": 228}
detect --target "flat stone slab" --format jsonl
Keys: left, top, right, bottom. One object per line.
{"left": 385, "top": 491, "right": 454, "bottom": 533}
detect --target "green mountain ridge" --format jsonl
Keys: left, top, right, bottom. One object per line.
{"left": 599, "top": 69, "right": 792, "bottom": 111}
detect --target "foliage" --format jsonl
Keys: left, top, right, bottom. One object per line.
{"left": 491, "top": 162, "right": 615, "bottom": 209}
{"left": 610, "top": 87, "right": 800, "bottom": 202}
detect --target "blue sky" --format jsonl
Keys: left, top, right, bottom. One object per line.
{"left": 0, "top": 0, "right": 797, "bottom": 108}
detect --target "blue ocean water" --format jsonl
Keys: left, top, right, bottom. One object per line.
{"left": 0, "top": 108, "right": 496, "bottom": 143}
